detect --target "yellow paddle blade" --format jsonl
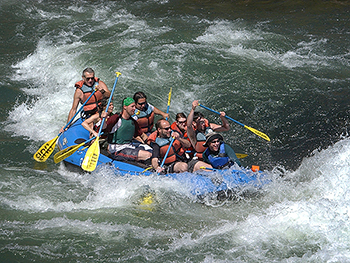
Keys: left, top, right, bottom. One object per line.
{"left": 244, "top": 125, "right": 270, "bottom": 141}
{"left": 142, "top": 166, "right": 153, "bottom": 173}
{"left": 81, "top": 138, "right": 100, "bottom": 172}
{"left": 236, "top": 153, "right": 248, "bottom": 159}
{"left": 167, "top": 87, "right": 172, "bottom": 106}
{"left": 54, "top": 141, "right": 85, "bottom": 163}
{"left": 33, "top": 136, "right": 58, "bottom": 162}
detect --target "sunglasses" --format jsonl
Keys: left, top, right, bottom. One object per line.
{"left": 177, "top": 120, "right": 186, "bottom": 124}
{"left": 137, "top": 102, "right": 146, "bottom": 106}
{"left": 84, "top": 77, "right": 95, "bottom": 81}
{"left": 162, "top": 127, "right": 171, "bottom": 131}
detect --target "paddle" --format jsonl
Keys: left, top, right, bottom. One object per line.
{"left": 200, "top": 166, "right": 217, "bottom": 171}
{"left": 235, "top": 153, "right": 248, "bottom": 159}
{"left": 158, "top": 136, "right": 175, "bottom": 175}
{"left": 53, "top": 134, "right": 103, "bottom": 163}
{"left": 198, "top": 103, "right": 270, "bottom": 141}
{"left": 33, "top": 88, "right": 98, "bottom": 162}
{"left": 165, "top": 87, "right": 172, "bottom": 121}
{"left": 81, "top": 72, "right": 121, "bottom": 172}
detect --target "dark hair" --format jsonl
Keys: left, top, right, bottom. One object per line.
{"left": 100, "top": 98, "right": 108, "bottom": 108}
{"left": 155, "top": 118, "right": 166, "bottom": 130}
{"left": 193, "top": 111, "right": 204, "bottom": 121}
{"left": 121, "top": 97, "right": 126, "bottom": 111}
{"left": 133, "top": 91, "right": 147, "bottom": 103}
{"left": 82, "top": 68, "right": 94, "bottom": 77}
{"left": 176, "top": 112, "right": 186, "bottom": 121}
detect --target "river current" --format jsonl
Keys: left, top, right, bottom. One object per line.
{"left": 1, "top": 0, "right": 350, "bottom": 262}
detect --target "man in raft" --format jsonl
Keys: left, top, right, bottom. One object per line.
{"left": 132, "top": 91, "right": 169, "bottom": 136}
{"left": 147, "top": 112, "right": 191, "bottom": 150}
{"left": 202, "top": 132, "right": 241, "bottom": 168}
{"left": 151, "top": 119, "right": 191, "bottom": 174}
{"left": 186, "top": 100, "right": 230, "bottom": 172}
{"left": 104, "top": 97, "right": 152, "bottom": 163}
{"left": 61, "top": 68, "right": 111, "bottom": 132}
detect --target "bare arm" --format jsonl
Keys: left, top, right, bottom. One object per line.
{"left": 134, "top": 136, "right": 145, "bottom": 143}
{"left": 154, "top": 106, "right": 169, "bottom": 120}
{"left": 172, "top": 131, "right": 191, "bottom": 149}
{"left": 81, "top": 113, "right": 100, "bottom": 138}
{"left": 186, "top": 100, "right": 198, "bottom": 148}
{"left": 151, "top": 144, "right": 164, "bottom": 173}
{"left": 60, "top": 89, "right": 82, "bottom": 133}
{"left": 67, "top": 89, "right": 82, "bottom": 123}
{"left": 151, "top": 157, "right": 159, "bottom": 170}
{"left": 210, "top": 111, "right": 230, "bottom": 132}
{"left": 97, "top": 80, "right": 111, "bottom": 98}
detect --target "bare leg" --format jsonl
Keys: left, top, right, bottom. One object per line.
{"left": 137, "top": 150, "right": 152, "bottom": 161}
{"left": 193, "top": 161, "right": 212, "bottom": 172}
{"left": 173, "top": 162, "right": 188, "bottom": 173}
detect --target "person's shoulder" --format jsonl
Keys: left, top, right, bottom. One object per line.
{"left": 223, "top": 142, "right": 233, "bottom": 151}
{"left": 74, "top": 87, "right": 83, "bottom": 94}
{"left": 148, "top": 131, "right": 158, "bottom": 143}
{"left": 98, "top": 79, "right": 107, "bottom": 85}
{"left": 73, "top": 88, "right": 83, "bottom": 99}
{"left": 147, "top": 103, "right": 155, "bottom": 111}
{"left": 107, "top": 113, "right": 120, "bottom": 123}
{"left": 170, "top": 122, "right": 177, "bottom": 129}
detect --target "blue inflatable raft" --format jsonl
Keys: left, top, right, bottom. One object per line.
{"left": 57, "top": 118, "right": 269, "bottom": 199}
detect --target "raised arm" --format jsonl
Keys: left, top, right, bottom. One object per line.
{"left": 210, "top": 111, "right": 230, "bottom": 132}
{"left": 186, "top": 100, "right": 198, "bottom": 149}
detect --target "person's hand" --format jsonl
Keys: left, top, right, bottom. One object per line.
{"left": 171, "top": 132, "right": 180, "bottom": 139}
{"left": 156, "top": 166, "right": 164, "bottom": 173}
{"left": 163, "top": 113, "right": 170, "bottom": 119}
{"left": 93, "top": 131, "right": 99, "bottom": 138}
{"left": 101, "top": 111, "right": 108, "bottom": 118}
{"left": 60, "top": 125, "right": 68, "bottom": 134}
{"left": 95, "top": 85, "right": 106, "bottom": 94}
{"left": 192, "top": 100, "right": 199, "bottom": 110}
{"left": 219, "top": 111, "right": 226, "bottom": 117}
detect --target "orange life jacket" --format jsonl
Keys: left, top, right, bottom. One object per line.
{"left": 75, "top": 77, "right": 104, "bottom": 113}
{"left": 170, "top": 122, "right": 194, "bottom": 156}
{"left": 170, "top": 122, "right": 187, "bottom": 138}
{"left": 147, "top": 130, "right": 158, "bottom": 144}
{"left": 156, "top": 137, "right": 185, "bottom": 165}
{"left": 134, "top": 104, "right": 155, "bottom": 134}
{"left": 194, "top": 127, "right": 212, "bottom": 160}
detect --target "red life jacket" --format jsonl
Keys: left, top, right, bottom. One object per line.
{"left": 75, "top": 77, "right": 104, "bottom": 113}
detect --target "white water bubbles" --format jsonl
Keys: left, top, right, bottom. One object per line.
{"left": 234, "top": 137, "right": 350, "bottom": 260}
